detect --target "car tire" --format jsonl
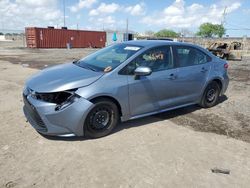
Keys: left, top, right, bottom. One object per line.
{"left": 200, "top": 81, "right": 221, "bottom": 108}
{"left": 84, "top": 99, "right": 119, "bottom": 138}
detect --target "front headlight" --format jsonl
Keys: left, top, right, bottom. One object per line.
{"left": 31, "top": 89, "right": 80, "bottom": 111}
{"left": 55, "top": 93, "right": 80, "bottom": 111}
{"left": 23, "top": 86, "right": 32, "bottom": 96}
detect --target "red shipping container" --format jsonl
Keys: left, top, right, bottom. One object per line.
{"left": 25, "top": 27, "right": 106, "bottom": 48}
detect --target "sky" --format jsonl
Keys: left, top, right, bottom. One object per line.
{"left": 0, "top": 0, "right": 250, "bottom": 37}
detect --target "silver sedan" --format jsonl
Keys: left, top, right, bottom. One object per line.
{"left": 23, "top": 40, "right": 229, "bottom": 138}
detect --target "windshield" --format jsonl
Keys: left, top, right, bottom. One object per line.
{"left": 75, "top": 43, "right": 143, "bottom": 72}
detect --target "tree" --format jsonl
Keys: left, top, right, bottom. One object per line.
{"left": 196, "top": 23, "right": 226, "bottom": 38}
{"left": 0, "top": 32, "right": 4, "bottom": 35}
{"left": 214, "top": 24, "right": 226, "bottom": 38}
{"left": 154, "top": 29, "right": 179, "bottom": 38}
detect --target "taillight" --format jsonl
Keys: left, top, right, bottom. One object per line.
{"left": 224, "top": 63, "right": 228, "bottom": 69}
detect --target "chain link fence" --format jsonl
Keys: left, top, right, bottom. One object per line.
{"left": 0, "top": 29, "right": 249, "bottom": 55}
{"left": 0, "top": 29, "right": 26, "bottom": 47}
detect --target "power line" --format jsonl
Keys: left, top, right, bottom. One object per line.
{"left": 226, "top": 22, "right": 250, "bottom": 30}
{"left": 226, "top": 22, "right": 247, "bottom": 28}
{"left": 226, "top": 28, "right": 250, "bottom": 31}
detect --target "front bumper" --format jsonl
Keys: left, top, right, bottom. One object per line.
{"left": 23, "top": 93, "right": 94, "bottom": 136}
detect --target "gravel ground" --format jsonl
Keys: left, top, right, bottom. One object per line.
{"left": 0, "top": 40, "right": 250, "bottom": 187}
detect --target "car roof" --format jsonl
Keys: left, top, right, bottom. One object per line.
{"left": 122, "top": 40, "right": 211, "bottom": 56}
{"left": 123, "top": 40, "right": 190, "bottom": 48}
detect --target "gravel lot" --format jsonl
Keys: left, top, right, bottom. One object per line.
{"left": 0, "top": 40, "right": 250, "bottom": 187}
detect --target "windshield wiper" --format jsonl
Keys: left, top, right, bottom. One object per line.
{"left": 79, "top": 63, "right": 99, "bottom": 72}
{"left": 73, "top": 60, "right": 100, "bottom": 72}
{"left": 84, "top": 65, "right": 98, "bottom": 72}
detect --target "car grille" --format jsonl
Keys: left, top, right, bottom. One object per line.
{"left": 23, "top": 94, "right": 47, "bottom": 131}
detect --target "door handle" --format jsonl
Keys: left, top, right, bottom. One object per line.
{"left": 201, "top": 67, "right": 208, "bottom": 73}
{"left": 167, "top": 73, "right": 177, "bottom": 80}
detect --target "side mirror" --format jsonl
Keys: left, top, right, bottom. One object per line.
{"left": 134, "top": 66, "right": 152, "bottom": 77}
{"left": 72, "top": 59, "right": 79, "bottom": 64}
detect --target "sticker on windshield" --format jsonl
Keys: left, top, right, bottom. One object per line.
{"left": 124, "top": 46, "right": 141, "bottom": 51}
{"left": 104, "top": 66, "right": 112, "bottom": 73}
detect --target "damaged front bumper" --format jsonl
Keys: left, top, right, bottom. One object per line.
{"left": 23, "top": 91, "right": 94, "bottom": 137}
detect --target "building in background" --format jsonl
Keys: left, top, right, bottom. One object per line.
{"left": 0, "top": 35, "right": 6, "bottom": 41}
{"left": 105, "top": 29, "right": 134, "bottom": 46}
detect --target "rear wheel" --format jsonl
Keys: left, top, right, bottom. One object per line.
{"left": 200, "top": 81, "right": 221, "bottom": 108}
{"left": 84, "top": 99, "right": 119, "bottom": 138}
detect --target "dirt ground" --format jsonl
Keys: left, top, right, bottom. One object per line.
{"left": 0, "top": 40, "right": 250, "bottom": 187}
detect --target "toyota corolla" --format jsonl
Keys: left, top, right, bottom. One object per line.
{"left": 23, "top": 40, "right": 229, "bottom": 138}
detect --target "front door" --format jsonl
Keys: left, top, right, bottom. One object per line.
{"left": 123, "top": 46, "right": 179, "bottom": 117}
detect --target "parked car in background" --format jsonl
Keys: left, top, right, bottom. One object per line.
{"left": 23, "top": 40, "right": 229, "bottom": 138}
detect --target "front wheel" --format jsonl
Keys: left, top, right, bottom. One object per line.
{"left": 200, "top": 81, "right": 221, "bottom": 108}
{"left": 84, "top": 99, "right": 119, "bottom": 138}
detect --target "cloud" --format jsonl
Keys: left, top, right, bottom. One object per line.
{"left": 243, "top": 8, "right": 250, "bottom": 15}
{"left": 69, "top": 0, "right": 97, "bottom": 13}
{"left": 89, "top": 2, "right": 146, "bottom": 17}
{"left": 0, "top": 0, "right": 62, "bottom": 30}
{"left": 125, "top": 3, "right": 146, "bottom": 16}
{"left": 97, "top": 16, "right": 116, "bottom": 25}
{"left": 164, "top": 0, "right": 184, "bottom": 15}
{"left": 226, "top": 2, "right": 241, "bottom": 13}
{"left": 76, "top": 14, "right": 81, "bottom": 19}
{"left": 89, "top": 15, "right": 115, "bottom": 24}
{"left": 88, "top": 15, "right": 117, "bottom": 29}
{"left": 15, "top": 0, "right": 55, "bottom": 7}
{"left": 89, "top": 3, "right": 120, "bottom": 16}
{"left": 88, "top": 2, "right": 146, "bottom": 29}
{"left": 142, "top": 0, "right": 241, "bottom": 28}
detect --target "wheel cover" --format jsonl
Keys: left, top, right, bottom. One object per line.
{"left": 206, "top": 88, "right": 216, "bottom": 102}
{"left": 89, "top": 107, "right": 112, "bottom": 130}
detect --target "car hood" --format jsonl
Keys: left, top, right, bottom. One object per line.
{"left": 26, "top": 63, "right": 104, "bottom": 92}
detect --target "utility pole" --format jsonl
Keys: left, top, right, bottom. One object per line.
{"left": 125, "top": 18, "right": 128, "bottom": 41}
{"left": 221, "top": 6, "right": 227, "bottom": 26}
{"left": 1, "top": 21, "right": 4, "bottom": 34}
{"left": 63, "top": 0, "right": 66, "bottom": 27}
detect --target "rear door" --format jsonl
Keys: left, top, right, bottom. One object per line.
{"left": 173, "top": 45, "right": 212, "bottom": 104}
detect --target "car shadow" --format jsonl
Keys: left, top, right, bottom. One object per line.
{"left": 115, "top": 105, "right": 201, "bottom": 132}
{"left": 42, "top": 95, "right": 228, "bottom": 141}
{"left": 114, "top": 95, "right": 228, "bottom": 133}
{"left": 218, "top": 94, "right": 228, "bottom": 104}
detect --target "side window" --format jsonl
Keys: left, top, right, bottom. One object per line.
{"left": 176, "top": 46, "right": 209, "bottom": 67}
{"left": 195, "top": 49, "right": 209, "bottom": 64}
{"left": 123, "top": 46, "right": 173, "bottom": 75}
